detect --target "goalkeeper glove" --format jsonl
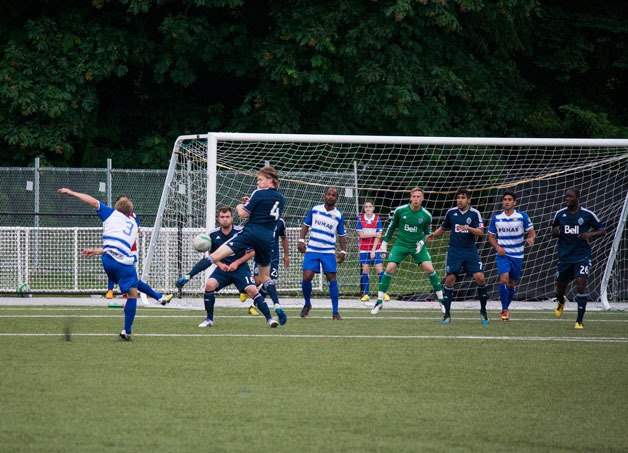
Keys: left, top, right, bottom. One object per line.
{"left": 379, "top": 241, "right": 388, "bottom": 254}
{"left": 175, "top": 274, "right": 191, "bottom": 289}
{"left": 416, "top": 240, "right": 425, "bottom": 254}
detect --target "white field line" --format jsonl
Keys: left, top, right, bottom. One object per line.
{"left": 0, "top": 332, "right": 627, "bottom": 343}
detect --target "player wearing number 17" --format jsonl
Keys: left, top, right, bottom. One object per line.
{"left": 199, "top": 166, "right": 286, "bottom": 326}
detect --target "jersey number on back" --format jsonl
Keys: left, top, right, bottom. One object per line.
{"left": 270, "top": 202, "right": 280, "bottom": 220}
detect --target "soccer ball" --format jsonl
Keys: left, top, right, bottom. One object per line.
{"left": 192, "top": 233, "right": 212, "bottom": 252}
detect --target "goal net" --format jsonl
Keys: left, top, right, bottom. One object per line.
{"left": 142, "top": 134, "right": 628, "bottom": 306}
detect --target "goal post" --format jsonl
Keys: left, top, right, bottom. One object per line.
{"left": 142, "top": 133, "right": 628, "bottom": 305}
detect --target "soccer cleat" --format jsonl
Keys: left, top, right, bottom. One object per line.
{"left": 239, "top": 292, "right": 248, "bottom": 303}
{"left": 268, "top": 319, "right": 279, "bottom": 328}
{"left": 438, "top": 298, "right": 446, "bottom": 314}
{"left": 119, "top": 330, "right": 132, "bottom": 341}
{"left": 275, "top": 306, "right": 287, "bottom": 325}
{"left": 555, "top": 301, "right": 565, "bottom": 318}
{"left": 332, "top": 313, "right": 342, "bottom": 320}
{"left": 371, "top": 301, "right": 383, "bottom": 315}
{"left": 300, "top": 304, "right": 311, "bottom": 318}
{"left": 247, "top": 306, "right": 259, "bottom": 316}
{"left": 105, "top": 290, "right": 114, "bottom": 300}
{"left": 480, "top": 310, "right": 490, "bottom": 325}
{"left": 160, "top": 294, "right": 173, "bottom": 306}
{"left": 574, "top": 322, "right": 584, "bottom": 330}
{"left": 198, "top": 318, "right": 214, "bottom": 328}
{"left": 175, "top": 274, "right": 190, "bottom": 289}
{"left": 441, "top": 315, "right": 451, "bottom": 325}
{"left": 383, "top": 293, "right": 391, "bottom": 302}
{"left": 500, "top": 310, "right": 509, "bottom": 321}
{"left": 360, "top": 294, "right": 370, "bottom": 302}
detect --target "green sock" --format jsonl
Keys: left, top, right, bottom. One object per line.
{"left": 428, "top": 271, "right": 441, "bottom": 292}
{"left": 378, "top": 272, "right": 392, "bottom": 296}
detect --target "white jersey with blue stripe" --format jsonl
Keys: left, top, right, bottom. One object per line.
{"left": 488, "top": 209, "right": 533, "bottom": 259}
{"left": 97, "top": 202, "right": 138, "bottom": 265}
{"left": 304, "top": 204, "right": 346, "bottom": 254}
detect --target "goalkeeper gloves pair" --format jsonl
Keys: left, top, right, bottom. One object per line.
{"left": 379, "top": 240, "right": 424, "bottom": 254}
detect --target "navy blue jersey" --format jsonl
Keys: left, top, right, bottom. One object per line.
{"left": 552, "top": 207, "right": 604, "bottom": 263}
{"left": 210, "top": 225, "right": 251, "bottom": 265}
{"left": 441, "top": 207, "right": 484, "bottom": 249}
{"left": 243, "top": 188, "right": 286, "bottom": 229}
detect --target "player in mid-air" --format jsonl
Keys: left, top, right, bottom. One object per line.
{"left": 551, "top": 188, "right": 605, "bottom": 329}
{"left": 175, "top": 206, "right": 275, "bottom": 327}
{"left": 356, "top": 201, "right": 388, "bottom": 303}
{"left": 487, "top": 191, "right": 536, "bottom": 321}
{"left": 298, "top": 186, "right": 347, "bottom": 320}
{"left": 427, "top": 188, "right": 488, "bottom": 325}
{"left": 58, "top": 188, "right": 139, "bottom": 340}
{"left": 371, "top": 188, "right": 444, "bottom": 315}
{"left": 183, "top": 166, "right": 286, "bottom": 326}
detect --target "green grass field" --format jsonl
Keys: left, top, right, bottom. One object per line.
{"left": 1, "top": 305, "right": 627, "bottom": 452}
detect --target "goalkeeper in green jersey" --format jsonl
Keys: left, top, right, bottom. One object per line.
{"left": 371, "top": 188, "right": 444, "bottom": 314}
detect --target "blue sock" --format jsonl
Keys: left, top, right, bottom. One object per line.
{"left": 189, "top": 257, "right": 214, "bottom": 279}
{"left": 138, "top": 280, "right": 161, "bottom": 301}
{"left": 576, "top": 293, "right": 588, "bottom": 323}
{"left": 360, "top": 273, "right": 370, "bottom": 295}
{"left": 123, "top": 298, "right": 137, "bottom": 333}
{"left": 253, "top": 294, "right": 272, "bottom": 320}
{"left": 507, "top": 286, "right": 515, "bottom": 309}
{"left": 499, "top": 284, "right": 509, "bottom": 311}
{"left": 302, "top": 280, "right": 312, "bottom": 307}
{"left": 329, "top": 280, "right": 339, "bottom": 315}
{"left": 443, "top": 286, "right": 454, "bottom": 316}
{"left": 378, "top": 271, "right": 384, "bottom": 284}
{"left": 107, "top": 279, "right": 114, "bottom": 291}
{"left": 263, "top": 279, "right": 280, "bottom": 306}
{"left": 203, "top": 291, "right": 215, "bottom": 320}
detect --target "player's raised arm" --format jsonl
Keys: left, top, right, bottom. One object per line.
{"left": 58, "top": 188, "right": 100, "bottom": 209}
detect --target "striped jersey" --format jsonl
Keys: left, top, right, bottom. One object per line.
{"left": 96, "top": 202, "right": 138, "bottom": 265}
{"left": 488, "top": 210, "right": 534, "bottom": 259}
{"left": 304, "top": 204, "right": 346, "bottom": 254}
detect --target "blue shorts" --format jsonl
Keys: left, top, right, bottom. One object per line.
{"left": 359, "top": 251, "right": 383, "bottom": 266}
{"left": 496, "top": 255, "right": 523, "bottom": 281}
{"left": 445, "top": 247, "right": 483, "bottom": 276}
{"left": 254, "top": 259, "right": 279, "bottom": 280}
{"left": 226, "top": 226, "right": 273, "bottom": 267}
{"left": 101, "top": 253, "right": 138, "bottom": 294}
{"left": 209, "top": 265, "right": 256, "bottom": 293}
{"left": 556, "top": 259, "right": 592, "bottom": 283}
{"left": 302, "top": 251, "right": 337, "bottom": 274}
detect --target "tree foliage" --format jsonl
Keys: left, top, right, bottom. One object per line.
{"left": 0, "top": 0, "right": 625, "bottom": 168}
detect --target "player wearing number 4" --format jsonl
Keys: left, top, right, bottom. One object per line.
{"left": 371, "top": 188, "right": 444, "bottom": 315}
{"left": 298, "top": 186, "right": 347, "bottom": 320}
{"left": 427, "top": 188, "right": 488, "bottom": 325}
{"left": 551, "top": 188, "right": 605, "bottom": 329}
{"left": 175, "top": 206, "right": 270, "bottom": 327}
{"left": 58, "top": 188, "right": 140, "bottom": 341}
{"left": 487, "top": 191, "right": 536, "bottom": 321}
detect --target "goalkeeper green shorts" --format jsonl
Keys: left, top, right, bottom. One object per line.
{"left": 388, "top": 244, "right": 432, "bottom": 265}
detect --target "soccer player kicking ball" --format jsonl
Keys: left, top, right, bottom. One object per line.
{"left": 58, "top": 188, "right": 139, "bottom": 341}
{"left": 487, "top": 191, "right": 536, "bottom": 321}
{"left": 371, "top": 188, "right": 444, "bottom": 315}
{"left": 427, "top": 188, "right": 488, "bottom": 325}
{"left": 551, "top": 188, "right": 605, "bottom": 329}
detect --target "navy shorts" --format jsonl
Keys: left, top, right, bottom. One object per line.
{"left": 556, "top": 259, "right": 592, "bottom": 283}
{"left": 209, "top": 265, "right": 256, "bottom": 293}
{"left": 254, "top": 259, "right": 279, "bottom": 280}
{"left": 226, "top": 226, "right": 273, "bottom": 267}
{"left": 445, "top": 247, "right": 483, "bottom": 276}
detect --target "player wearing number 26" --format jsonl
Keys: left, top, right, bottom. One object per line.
{"left": 551, "top": 188, "right": 605, "bottom": 329}
{"left": 204, "top": 166, "right": 286, "bottom": 320}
